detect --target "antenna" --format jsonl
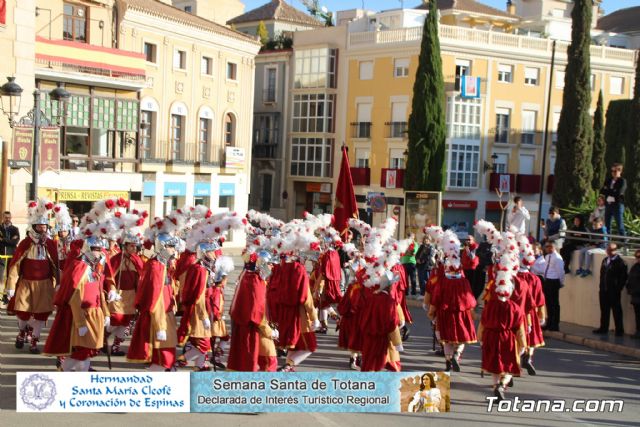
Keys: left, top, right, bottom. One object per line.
{"left": 399, "top": 0, "right": 404, "bottom": 9}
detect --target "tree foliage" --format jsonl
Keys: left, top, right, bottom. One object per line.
{"left": 591, "top": 90, "right": 606, "bottom": 191}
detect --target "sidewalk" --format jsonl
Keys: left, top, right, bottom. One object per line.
{"left": 544, "top": 322, "right": 640, "bottom": 359}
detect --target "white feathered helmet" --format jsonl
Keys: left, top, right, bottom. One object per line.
{"left": 27, "top": 198, "right": 54, "bottom": 226}
{"left": 53, "top": 203, "right": 72, "bottom": 233}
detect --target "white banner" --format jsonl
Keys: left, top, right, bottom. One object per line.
{"left": 499, "top": 174, "right": 511, "bottom": 193}
{"left": 386, "top": 170, "right": 397, "bottom": 189}
{"left": 17, "top": 372, "right": 190, "bottom": 412}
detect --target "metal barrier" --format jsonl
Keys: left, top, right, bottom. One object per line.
{"left": 564, "top": 230, "right": 640, "bottom": 254}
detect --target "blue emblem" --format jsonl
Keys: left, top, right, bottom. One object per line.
{"left": 20, "top": 374, "right": 57, "bottom": 411}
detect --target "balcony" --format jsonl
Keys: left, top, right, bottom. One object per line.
{"left": 263, "top": 88, "right": 276, "bottom": 103}
{"left": 252, "top": 144, "right": 278, "bottom": 159}
{"left": 516, "top": 174, "right": 541, "bottom": 193}
{"left": 386, "top": 122, "right": 407, "bottom": 139}
{"left": 490, "top": 128, "right": 544, "bottom": 146}
{"left": 35, "top": 36, "right": 146, "bottom": 84}
{"left": 489, "top": 172, "right": 516, "bottom": 192}
{"left": 350, "top": 167, "right": 371, "bottom": 186}
{"left": 351, "top": 122, "right": 372, "bottom": 139}
{"left": 381, "top": 168, "right": 405, "bottom": 189}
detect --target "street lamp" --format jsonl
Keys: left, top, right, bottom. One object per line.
{"left": 0, "top": 78, "right": 70, "bottom": 200}
{"left": 483, "top": 153, "right": 499, "bottom": 173}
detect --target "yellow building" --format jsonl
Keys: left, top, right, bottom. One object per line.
{"left": 332, "top": 2, "right": 636, "bottom": 236}
{"left": 1, "top": 0, "right": 259, "bottom": 246}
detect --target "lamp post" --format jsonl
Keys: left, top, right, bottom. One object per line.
{"left": 0, "top": 78, "right": 70, "bottom": 200}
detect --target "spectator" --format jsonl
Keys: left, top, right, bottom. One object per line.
{"left": 401, "top": 233, "right": 418, "bottom": 297}
{"left": 338, "top": 230, "right": 354, "bottom": 293}
{"left": 593, "top": 243, "right": 627, "bottom": 337}
{"left": 415, "top": 235, "right": 436, "bottom": 297}
{"left": 542, "top": 207, "right": 567, "bottom": 249}
{"left": 560, "top": 216, "right": 588, "bottom": 273}
{"left": 542, "top": 242, "right": 565, "bottom": 332}
{"left": 589, "top": 195, "right": 606, "bottom": 225}
{"left": 625, "top": 249, "right": 640, "bottom": 339}
{"left": 600, "top": 163, "right": 626, "bottom": 236}
{"left": 461, "top": 236, "right": 481, "bottom": 300}
{"left": 576, "top": 218, "right": 607, "bottom": 277}
{"left": 0, "top": 211, "right": 20, "bottom": 298}
{"left": 506, "top": 196, "right": 530, "bottom": 234}
{"left": 531, "top": 242, "right": 546, "bottom": 281}
{"left": 70, "top": 215, "right": 81, "bottom": 238}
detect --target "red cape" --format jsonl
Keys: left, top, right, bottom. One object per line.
{"left": 177, "top": 262, "right": 207, "bottom": 344}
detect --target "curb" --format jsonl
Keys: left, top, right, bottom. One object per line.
{"left": 543, "top": 330, "right": 640, "bottom": 359}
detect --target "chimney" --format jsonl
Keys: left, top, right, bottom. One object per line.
{"left": 506, "top": 0, "right": 516, "bottom": 15}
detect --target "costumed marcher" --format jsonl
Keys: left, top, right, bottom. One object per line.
{"left": 428, "top": 229, "right": 477, "bottom": 372}
{"left": 316, "top": 227, "right": 343, "bottom": 333}
{"left": 6, "top": 199, "right": 59, "bottom": 354}
{"left": 337, "top": 241, "right": 366, "bottom": 370}
{"left": 422, "top": 226, "right": 445, "bottom": 356}
{"left": 126, "top": 216, "right": 181, "bottom": 371}
{"left": 407, "top": 373, "right": 442, "bottom": 413}
{"left": 105, "top": 210, "right": 146, "bottom": 356}
{"left": 475, "top": 223, "right": 527, "bottom": 402}
{"left": 53, "top": 203, "right": 74, "bottom": 271}
{"left": 43, "top": 208, "right": 113, "bottom": 371}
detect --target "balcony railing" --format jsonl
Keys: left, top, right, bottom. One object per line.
{"left": 351, "top": 122, "right": 372, "bottom": 139}
{"left": 263, "top": 88, "right": 276, "bottom": 103}
{"left": 143, "top": 140, "right": 219, "bottom": 164}
{"left": 380, "top": 168, "right": 405, "bottom": 189}
{"left": 350, "top": 167, "right": 371, "bottom": 186}
{"left": 348, "top": 24, "right": 637, "bottom": 66}
{"left": 489, "top": 172, "right": 516, "bottom": 192}
{"left": 489, "top": 128, "right": 544, "bottom": 145}
{"left": 386, "top": 121, "right": 407, "bottom": 138}
{"left": 252, "top": 144, "right": 278, "bottom": 159}
{"left": 516, "top": 174, "right": 541, "bottom": 193}
{"left": 253, "top": 128, "right": 280, "bottom": 146}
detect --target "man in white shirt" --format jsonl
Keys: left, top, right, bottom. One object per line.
{"left": 506, "top": 196, "right": 530, "bottom": 235}
{"left": 542, "top": 242, "right": 565, "bottom": 332}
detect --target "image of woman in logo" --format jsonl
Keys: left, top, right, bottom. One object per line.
{"left": 407, "top": 372, "right": 442, "bottom": 413}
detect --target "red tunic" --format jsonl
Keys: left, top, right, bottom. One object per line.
{"left": 360, "top": 290, "right": 399, "bottom": 372}
{"left": 337, "top": 281, "right": 365, "bottom": 351}
{"left": 390, "top": 263, "right": 413, "bottom": 324}
{"left": 227, "top": 271, "right": 266, "bottom": 372}
{"left": 177, "top": 262, "right": 208, "bottom": 345}
{"left": 319, "top": 250, "right": 342, "bottom": 308}
{"left": 430, "top": 276, "right": 477, "bottom": 344}
{"left": 267, "top": 261, "right": 283, "bottom": 325}
{"left": 481, "top": 298, "right": 524, "bottom": 375}
{"left": 275, "top": 261, "right": 309, "bottom": 349}
{"left": 520, "top": 271, "right": 546, "bottom": 347}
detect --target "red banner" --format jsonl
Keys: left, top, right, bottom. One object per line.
{"left": 40, "top": 127, "right": 60, "bottom": 173}
{"left": 11, "top": 126, "right": 33, "bottom": 169}
{"left": 333, "top": 146, "right": 358, "bottom": 239}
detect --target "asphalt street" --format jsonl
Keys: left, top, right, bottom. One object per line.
{"left": 1, "top": 264, "right": 639, "bottom": 426}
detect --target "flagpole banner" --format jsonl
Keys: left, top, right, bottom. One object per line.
{"left": 16, "top": 372, "right": 190, "bottom": 412}
{"left": 191, "top": 372, "right": 450, "bottom": 413}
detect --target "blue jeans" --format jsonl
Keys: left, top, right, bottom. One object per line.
{"left": 605, "top": 203, "right": 625, "bottom": 236}
{"left": 417, "top": 266, "right": 431, "bottom": 296}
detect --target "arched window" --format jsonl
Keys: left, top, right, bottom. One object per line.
{"left": 198, "top": 106, "right": 214, "bottom": 162}
{"left": 224, "top": 113, "right": 235, "bottom": 147}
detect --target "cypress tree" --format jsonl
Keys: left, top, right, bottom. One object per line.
{"left": 256, "top": 21, "right": 269, "bottom": 46}
{"left": 591, "top": 90, "right": 605, "bottom": 191}
{"left": 625, "top": 52, "right": 640, "bottom": 215}
{"left": 604, "top": 100, "right": 631, "bottom": 168}
{"left": 552, "top": 0, "right": 593, "bottom": 208}
{"left": 405, "top": 0, "right": 446, "bottom": 191}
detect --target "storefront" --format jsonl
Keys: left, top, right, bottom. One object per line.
{"left": 442, "top": 199, "right": 478, "bottom": 239}
{"left": 293, "top": 182, "right": 332, "bottom": 217}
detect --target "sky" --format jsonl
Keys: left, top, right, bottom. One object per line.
{"left": 241, "top": 0, "right": 638, "bottom": 17}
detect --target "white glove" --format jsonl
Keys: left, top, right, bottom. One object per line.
{"left": 104, "top": 316, "right": 111, "bottom": 329}
{"left": 399, "top": 321, "right": 405, "bottom": 329}
{"left": 606, "top": 196, "right": 615, "bottom": 204}
{"left": 311, "top": 319, "right": 321, "bottom": 330}
{"left": 156, "top": 330, "right": 167, "bottom": 341}
{"left": 271, "top": 329, "right": 279, "bottom": 340}
{"left": 222, "top": 315, "right": 227, "bottom": 321}
{"left": 78, "top": 326, "right": 89, "bottom": 337}
{"left": 203, "top": 318, "right": 211, "bottom": 329}
{"left": 7, "top": 289, "right": 15, "bottom": 298}
{"left": 540, "top": 317, "right": 547, "bottom": 327}
{"left": 528, "top": 325, "right": 532, "bottom": 334}
{"left": 107, "top": 290, "right": 121, "bottom": 303}
{"left": 395, "top": 344, "right": 404, "bottom": 352}
{"left": 54, "top": 285, "right": 60, "bottom": 293}
{"left": 422, "top": 303, "right": 428, "bottom": 312}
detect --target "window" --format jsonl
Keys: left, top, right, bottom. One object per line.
{"left": 446, "top": 96, "right": 482, "bottom": 140}
{"left": 497, "top": 64, "right": 513, "bottom": 83}
{"left": 389, "top": 102, "right": 408, "bottom": 138}
{"left": 264, "top": 67, "right": 277, "bottom": 102}
{"left": 199, "top": 118, "right": 211, "bottom": 162}
{"left": 227, "top": 62, "right": 237, "bottom": 80}
{"left": 201, "top": 56, "right": 213, "bottom": 75}
{"left": 290, "top": 137, "right": 333, "bottom": 177}
{"left": 551, "top": 8, "right": 564, "bottom": 18}
{"left": 294, "top": 48, "right": 338, "bottom": 89}
{"left": 555, "top": 71, "right": 565, "bottom": 89}
{"left": 519, "top": 154, "right": 535, "bottom": 174}
{"left": 359, "top": 61, "right": 373, "bottom": 80}
{"left": 224, "top": 114, "right": 235, "bottom": 146}
{"left": 495, "top": 108, "right": 511, "bottom": 143}
{"left": 292, "top": 93, "right": 335, "bottom": 133}
{"left": 174, "top": 49, "right": 186, "bottom": 69}
{"left": 394, "top": 58, "right": 410, "bottom": 78}
{"left": 455, "top": 59, "right": 471, "bottom": 91}
{"left": 170, "top": 114, "right": 184, "bottom": 160}
{"left": 448, "top": 143, "right": 479, "bottom": 188}
{"left": 389, "top": 148, "right": 405, "bottom": 169}
{"left": 144, "top": 42, "right": 157, "bottom": 63}
{"left": 140, "top": 110, "right": 154, "bottom": 159}
{"left": 493, "top": 154, "right": 508, "bottom": 174}
{"left": 524, "top": 67, "right": 539, "bottom": 86}
{"left": 184, "top": 5, "right": 192, "bottom": 13}
{"left": 521, "top": 110, "right": 536, "bottom": 144}
{"left": 63, "top": 3, "right": 87, "bottom": 43}
{"left": 610, "top": 76, "right": 624, "bottom": 95}
{"left": 552, "top": 111, "right": 561, "bottom": 144}
{"left": 355, "top": 148, "right": 370, "bottom": 168}
{"left": 260, "top": 174, "right": 272, "bottom": 211}
{"left": 253, "top": 114, "right": 279, "bottom": 145}
{"left": 354, "top": 103, "right": 372, "bottom": 138}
